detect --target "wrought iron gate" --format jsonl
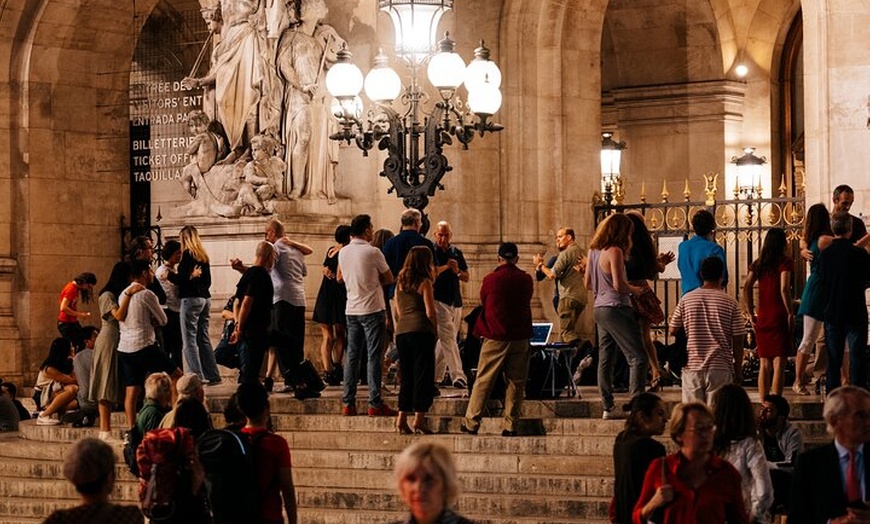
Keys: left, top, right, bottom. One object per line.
{"left": 593, "top": 175, "right": 807, "bottom": 344}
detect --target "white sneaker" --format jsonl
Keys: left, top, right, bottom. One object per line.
{"left": 602, "top": 409, "right": 614, "bottom": 420}
{"left": 36, "top": 412, "right": 60, "bottom": 426}
{"left": 792, "top": 382, "right": 810, "bottom": 396}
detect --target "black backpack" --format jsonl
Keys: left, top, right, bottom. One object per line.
{"left": 123, "top": 424, "right": 144, "bottom": 476}
{"left": 196, "top": 428, "right": 265, "bottom": 524}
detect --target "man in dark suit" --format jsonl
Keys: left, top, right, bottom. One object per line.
{"left": 789, "top": 386, "right": 870, "bottom": 524}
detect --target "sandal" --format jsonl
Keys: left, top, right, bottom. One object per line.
{"left": 648, "top": 377, "right": 663, "bottom": 392}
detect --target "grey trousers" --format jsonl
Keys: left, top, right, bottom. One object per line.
{"left": 594, "top": 306, "right": 648, "bottom": 411}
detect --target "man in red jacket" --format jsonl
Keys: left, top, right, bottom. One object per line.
{"left": 461, "top": 242, "right": 534, "bottom": 437}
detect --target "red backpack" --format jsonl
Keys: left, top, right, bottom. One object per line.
{"left": 136, "top": 427, "right": 210, "bottom": 523}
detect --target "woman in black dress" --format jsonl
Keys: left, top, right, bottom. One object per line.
{"left": 313, "top": 225, "right": 351, "bottom": 385}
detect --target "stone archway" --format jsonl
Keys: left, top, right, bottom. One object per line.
{"left": 498, "top": 0, "right": 609, "bottom": 247}
{"left": 0, "top": 0, "right": 158, "bottom": 380}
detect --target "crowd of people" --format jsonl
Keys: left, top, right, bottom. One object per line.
{"left": 2, "top": 181, "right": 868, "bottom": 523}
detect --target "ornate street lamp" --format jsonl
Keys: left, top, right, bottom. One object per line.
{"left": 600, "top": 132, "right": 626, "bottom": 204}
{"left": 325, "top": 0, "right": 503, "bottom": 229}
{"left": 731, "top": 147, "right": 766, "bottom": 199}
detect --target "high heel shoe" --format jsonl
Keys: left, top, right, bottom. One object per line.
{"left": 396, "top": 420, "right": 413, "bottom": 435}
{"left": 412, "top": 420, "right": 434, "bottom": 435}
{"left": 648, "top": 377, "right": 662, "bottom": 392}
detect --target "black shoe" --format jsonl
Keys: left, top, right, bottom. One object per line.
{"left": 264, "top": 377, "right": 274, "bottom": 392}
{"left": 438, "top": 376, "right": 452, "bottom": 387}
{"left": 432, "top": 386, "right": 441, "bottom": 398}
{"left": 294, "top": 388, "right": 321, "bottom": 400}
{"left": 459, "top": 424, "right": 478, "bottom": 435}
{"left": 501, "top": 429, "right": 518, "bottom": 437}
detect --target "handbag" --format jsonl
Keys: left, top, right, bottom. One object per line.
{"left": 629, "top": 280, "right": 665, "bottom": 325}
{"left": 213, "top": 320, "right": 240, "bottom": 369}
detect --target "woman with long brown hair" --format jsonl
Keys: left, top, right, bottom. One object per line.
{"left": 169, "top": 226, "right": 220, "bottom": 384}
{"left": 712, "top": 384, "right": 773, "bottom": 523}
{"left": 741, "top": 227, "right": 793, "bottom": 399}
{"left": 792, "top": 203, "right": 834, "bottom": 394}
{"left": 585, "top": 213, "right": 648, "bottom": 419}
{"left": 394, "top": 246, "right": 438, "bottom": 435}
{"left": 626, "top": 212, "right": 674, "bottom": 391}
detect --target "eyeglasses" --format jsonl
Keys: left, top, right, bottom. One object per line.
{"left": 685, "top": 424, "right": 716, "bottom": 434}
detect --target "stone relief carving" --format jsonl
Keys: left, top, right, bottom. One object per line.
{"left": 177, "top": 0, "right": 344, "bottom": 217}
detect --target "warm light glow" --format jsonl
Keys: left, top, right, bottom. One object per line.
{"left": 379, "top": 0, "right": 452, "bottom": 62}
{"left": 365, "top": 51, "right": 402, "bottom": 103}
{"left": 465, "top": 58, "right": 501, "bottom": 92}
{"left": 735, "top": 63, "right": 749, "bottom": 78}
{"left": 600, "top": 150, "right": 622, "bottom": 179}
{"left": 326, "top": 61, "right": 364, "bottom": 99}
{"left": 600, "top": 132, "right": 624, "bottom": 180}
{"left": 427, "top": 49, "right": 466, "bottom": 90}
{"left": 467, "top": 82, "right": 502, "bottom": 115}
{"left": 732, "top": 147, "right": 767, "bottom": 197}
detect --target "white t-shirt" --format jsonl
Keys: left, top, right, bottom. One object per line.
{"left": 271, "top": 240, "right": 307, "bottom": 307}
{"left": 338, "top": 238, "right": 390, "bottom": 316}
{"left": 155, "top": 264, "right": 180, "bottom": 312}
{"left": 117, "top": 285, "right": 167, "bottom": 353}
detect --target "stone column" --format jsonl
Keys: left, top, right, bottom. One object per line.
{"left": 803, "top": 0, "right": 870, "bottom": 213}
{"left": 0, "top": 258, "right": 22, "bottom": 383}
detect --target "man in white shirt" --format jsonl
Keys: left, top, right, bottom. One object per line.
{"left": 264, "top": 219, "right": 314, "bottom": 395}
{"left": 118, "top": 259, "right": 182, "bottom": 430}
{"left": 337, "top": 214, "right": 396, "bottom": 417}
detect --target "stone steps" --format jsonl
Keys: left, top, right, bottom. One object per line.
{"left": 297, "top": 508, "right": 607, "bottom": 524}
{"left": 0, "top": 385, "right": 832, "bottom": 523}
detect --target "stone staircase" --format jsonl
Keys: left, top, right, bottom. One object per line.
{"left": 0, "top": 386, "right": 830, "bottom": 523}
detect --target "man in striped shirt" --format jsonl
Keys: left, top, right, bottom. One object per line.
{"left": 670, "top": 256, "right": 745, "bottom": 403}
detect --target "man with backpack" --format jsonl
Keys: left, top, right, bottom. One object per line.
{"left": 239, "top": 382, "right": 297, "bottom": 524}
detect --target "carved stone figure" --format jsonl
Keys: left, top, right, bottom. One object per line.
{"left": 173, "top": 0, "right": 348, "bottom": 218}
{"left": 181, "top": 110, "right": 222, "bottom": 199}
{"left": 276, "top": 0, "right": 343, "bottom": 201}
{"left": 235, "top": 134, "right": 286, "bottom": 214}
{"left": 184, "top": 0, "right": 281, "bottom": 156}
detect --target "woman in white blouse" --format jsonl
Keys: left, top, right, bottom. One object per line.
{"left": 712, "top": 383, "right": 774, "bottom": 523}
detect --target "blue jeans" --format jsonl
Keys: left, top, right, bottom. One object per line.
{"left": 180, "top": 297, "right": 221, "bottom": 382}
{"left": 595, "top": 306, "right": 648, "bottom": 411}
{"left": 825, "top": 322, "right": 868, "bottom": 392}
{"left": 238, "top": 331, "right": 269, "bottom": 385}
{"left": 343, "top": 311, "right": 386, "bottom": 408}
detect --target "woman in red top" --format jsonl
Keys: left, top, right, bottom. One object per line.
{"left": 633, "top": 402, "right": 748, "bottom": 524}
{"left": 741, "top": 228, "right": 793, "bottom": 399}
{"left": 57, "top": 272, "right": 97, "bottom": 350}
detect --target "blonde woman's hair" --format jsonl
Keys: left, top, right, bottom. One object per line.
{"left": 180, "top": 225, "right": 209, "bottom": 263}
{"left": 394, "top": 442, "right": 460, "bottom": 508}
{"left": 589, "top": 213, "right": 634, "bottom": 253}
{"left": 144, "top": 372, "right": 172, "bottom": 402}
